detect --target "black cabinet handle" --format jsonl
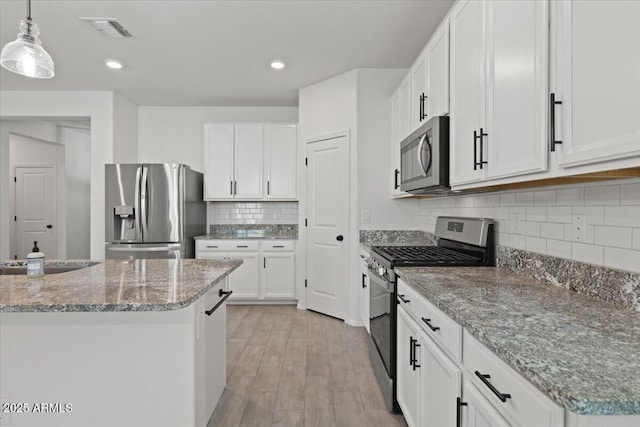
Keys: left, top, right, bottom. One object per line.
{"left": 267, "top": 180, "right": 270, "bottom": 195}
{"left": 272, "top": 245, "right": 284, "bottom": 248}
{"left": 336, "top": 235, "right": 344, "bottom": 241}
{"left": 474, "top": 371, "right": 512, "bottom": 402}
{"left": 420, "top": 93, "right": 427, "bottom": 121}
{"left": 474, "top": 129, "right": 488, "bottom": 170}
{"left": 412, "top": 340, "right": 421, "bottom": 371}
{"left": 362, "top": 273, "right": 367, "bottom": 289}
{"left": 473, "top": 130, "right": 479, "bottom": 170}
{"left": 264, "top": 258, "right": 266, "bottom": 268}
{"left": 230, "top": 181, "right": 233, "bottom": 195}
{"left": 549, "top": 93, "right": 563, "bottom": 152}
{"left": 394, "top": 169, "right": 400, "bottom": 190}
{"left": 421, "top": 317, "right": 440, "bottom": 332}
{"left": 409, "top": 337, "right": 414, "bottom": 366}
{"left": 46, "top": 224, "right": 53, "bottom": 229}
{"left": 398, "top": 294, "right": 410, "bottom": 304}
{"left": 456, "top": 397, "right": 467, "bottom": 427}
{"left": 233, "top": 180, "right": 237, "bottom": 195}
{"left": 206, "top": 289, "right": 234, "bottom": 316}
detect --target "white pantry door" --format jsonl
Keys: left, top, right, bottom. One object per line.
{"left": 15, "top": 167, "right": 57, "bottom": 259}
{"left": 306, "top": 134, "right": 349, "bottom": 320}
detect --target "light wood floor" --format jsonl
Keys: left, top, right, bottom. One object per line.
{"left": 208, "top": 305, "right": 408, "bottom": 427}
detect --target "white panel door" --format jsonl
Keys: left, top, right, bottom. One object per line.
{"left": 556, "top": 0, "right": 640, "bottom": 168}
{"left": 15, "top": 167, "right": 57, "bottom": 259}
{"left": 463, "top": 381, "right": 511, "bottom": 427}
{"left": 265, "top": 124, "right": 297, "bottom": 199}
{"left": 234, "top": 124, "right": 263, "bottom": 199}
{"left": 427, "top": 21, "right": 450, "bottom": 117}
{"left": 226, "top": 252, "right": 260, "bottom": 298}
{"left": 410, "top": 52, "right": 428, "bottom": 132}
{"left": 397, "top": 306, "right": 420, "bottom": 427}
{"left": 262, "top": 252, "right": 295, "bottom": 298}
{"left": 450, "top": 0, "right": 487, "bottom": 185}
{"left": 306, "top": 135, "right": 349, "bottom": 319}
{"left": 485, "top": 0, "right": 548, "bottom": 179}
{"left": 420, "top": 330, "right": 462, "bottom": 427}
{"left": 204, "top": 124, "right": 235, "bottom": 200}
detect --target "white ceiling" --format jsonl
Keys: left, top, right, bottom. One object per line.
{"left": 0, "top": 0, "right": 454, "bottom": 106}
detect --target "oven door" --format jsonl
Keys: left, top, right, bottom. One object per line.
{"left": 368, "top": 267, "right": 395, "bottom": 377}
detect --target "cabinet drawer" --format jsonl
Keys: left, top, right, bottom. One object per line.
{"left": 262, "top": 241, "right": 295, "bottom": 251}
{"left": 397, "top": 279, "right": 462, "bottom": 361}
{"left": 196, "top": 240, "right": 259, "bottom": 252}
{"left": 463, "top": 331, "right": 564, "bottom": 427}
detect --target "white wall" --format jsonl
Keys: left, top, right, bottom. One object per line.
{"left": 137, "top": 106, "right": 298, "bottom": 172}
{"left": 418, "top": 179, "right": 640, "bottom": 273}
{"left": 113, "top": 93, "right": 139, "bottom": 163}
{"left": 58, "top": 126, "right": 91, "bottom": 259}
{"left": 1, "top": 91, "right": 114, "bottom": 259}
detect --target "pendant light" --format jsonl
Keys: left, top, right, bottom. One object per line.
{"left": 0, "top": 0, "right": 54, "bottom": 79}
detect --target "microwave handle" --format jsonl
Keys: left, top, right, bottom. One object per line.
{"left": 417, "top": 134, "right": 428, "bottom": 177}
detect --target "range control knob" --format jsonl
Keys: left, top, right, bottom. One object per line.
{"left": 378, "top": 266, "right": 387, "bottom": 277}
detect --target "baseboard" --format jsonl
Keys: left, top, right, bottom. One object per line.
{"left": 227, "top": 299, "right": 298, "bottom": 306}
{"left": 345, "top": 318, "right": 364, "bottom": 327}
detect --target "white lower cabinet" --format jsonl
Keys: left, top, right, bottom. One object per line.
{"left": 463, "top": 380, "right": 511, "bottom": 427}
{"left": 204, "top": 285, "right": 227, "bottom": 422}
{"left": 360, "top": 251, "right": 370, "bottom": 332}
{"left": 196, "top": 240, "right": 296, "bottom": 302}
{"left": 397, "top": 305, "right": 421, "bottom": 427}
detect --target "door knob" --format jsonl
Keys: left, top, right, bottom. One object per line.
{"left": 46, "top": 224, "right": 53, "bottom": 229}
{"left": 336, "top": 235, "right": 344, "bottom": 241}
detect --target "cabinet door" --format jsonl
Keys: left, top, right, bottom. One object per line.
{"left": 485, "top": 0, "right": 548, "bottom": 179}
{"left": 264, "top": 124, "right": 297, "bottom": 200}
{"left": 398, "top": 74, "right": 412, "bottom": 142}
{"left": 450, "top": 0, "right": 486, "bottom": 185}
{"left": 410, "top": 52, "right": 428, "bottom": 132}
{"left": 226, "top": 251, "right": 260, "bottom": 298}
{"left": 426, "top": 21, "right": 450, "bottom": 117}
{"left": 390, "top": 87, "right": 410, "bottom": 198}
{"left": 204, "top": 285, "right": 227, "bottom": 420}
{"left": 397, "top": 306, "right": 421, "bottom": 427}
{"left": 234, "top": 124, "right": 263, "bottom": 199}
{"left": 462, "top": 381, "right": 511, "bottom": 427}
{"left": 204, "top": 124, "right": 235, "bottom": 200}
{"left": 360, "top": 264, "right": 370, "bottom": 333}
{"left": 420, "top": 331, "right": 462, "bottom": 427}
{"left": 556, "top": 0, "right": 640, "bottom": 168}
{"left": 262, "top": 252, "right": 295, "bottom": 298}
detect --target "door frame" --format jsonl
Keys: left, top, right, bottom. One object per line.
{"left": 300, "top": 130, "right": 355, "bottom": 323}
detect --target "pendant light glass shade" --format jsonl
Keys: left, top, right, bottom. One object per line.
{"left": 1, "top": 15, "right": 54, "bottom": 79}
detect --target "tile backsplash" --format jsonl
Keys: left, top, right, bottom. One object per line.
{"left": 208, "top": 201, "right": 298, "bottom": 225}
{"left": 418, "top": 179, "right": 640, "bottom": 274}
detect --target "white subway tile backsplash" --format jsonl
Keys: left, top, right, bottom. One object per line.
{"left": 594, "top": 226, "right": 633, "bottom": 249}
{"left": 572, "top": 242, "right": 604, "bottom": 265}
{"left": 547, "top": 239, "right": 572, "bottom": 259}
{"left": 515, "top": 192, "right": 534, "bottom": 206}
{"left": 526, "top": 207, "right": 547, "bottom": 222}
{"left": 556, "top": 188, "right": 584, "bottom": 206}
{"left": 541, "top": 222, "right": 564, "bottom": 240}
{"left": 620, "top": 183, "right": 640, "bottom": 205}
{"left": 634, "top": 229, "right": 640, "bottom": 250}
{"left": 499, "top": 193, "right": 516, "bottom": 206}
{"left": 604, "top": 247, "right": 640, "bottom": 272}
{"left": 509, "top": 234, "right": 527, "bottom": 250}
{"left": 534, "top": 190, "right": 556, "bottom": 206}
{"left": 572, "top": 206, "right": 605, "bottom": 225}
{"left": 525, "top": 236, "right": 546, "bottom": 254}
{"left": 519, "top": 221, "right": 541, "bottom": 237}
{"left": 546, "top": 207, "right": 572, "bottom": 224}
{"left": 604, "top": 206, "right": 640, "bottom": 227}
{"left": 207, "top": 201, "right": 298, "bottom": 225}
{"left": 584, "top": 185, "right": 620, "bottom": 206}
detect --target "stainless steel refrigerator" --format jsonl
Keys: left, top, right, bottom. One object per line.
{"left": 105, "top": 163, "right": 206, "bottom": 259}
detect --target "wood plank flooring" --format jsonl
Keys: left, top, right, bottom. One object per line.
{"left": 208, "top": 305, "right": 408, "bottom": 427}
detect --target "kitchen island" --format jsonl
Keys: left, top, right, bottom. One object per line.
{"left": 0, "top": 259, "right": 241, "bottom": 427}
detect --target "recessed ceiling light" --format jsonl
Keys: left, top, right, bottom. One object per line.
{"left": 270, "top": 60, "right": 285, "bottom": 70}
{"left": 105, "top": 60, "right": 123, "bottom": 70}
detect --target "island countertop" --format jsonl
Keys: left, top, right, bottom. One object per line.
{"left": 0, "top": 259, "right": 242, "bottom": 313}
{"left": 395, "top": 266, "right": 640, "bottom": 416}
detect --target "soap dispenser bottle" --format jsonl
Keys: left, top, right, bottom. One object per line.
{"left": 27, "top": 241, "right": 45, "bottom": 277}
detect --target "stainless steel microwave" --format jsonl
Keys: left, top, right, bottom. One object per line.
{"left": 400, "top": 116, "right": 450, "bottom": 194}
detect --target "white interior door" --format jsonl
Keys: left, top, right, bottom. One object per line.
{"left": 15, "top": 167, "right": 57, "bottom": 259}
{"left": 306, "top": 134, "right": 349, "bottom": 319}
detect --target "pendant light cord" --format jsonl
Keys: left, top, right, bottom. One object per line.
{"left": 27, "top": 0, "right": 31, "bottom": 20}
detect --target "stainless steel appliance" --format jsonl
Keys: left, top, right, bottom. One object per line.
{"left": 367, "top": 216, "right": 495, "bottom": 412}
{"left": 400, "top": 115, "right": 450, "bottom": 194}
{"left": 105, "top": 163, "right": 206, "bottom": 259}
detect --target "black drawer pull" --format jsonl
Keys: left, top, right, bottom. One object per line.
{"left": 398, "top": 294, "right": 410, "bottom": 304}
{"left": 421, "top": 317, "right": 440, "bottom": 332}
{"left": 236, "top": 245, "right": 248, "bottom": 248}
{"left": 206, "top": 245, "right": 218, "bottom": 248}
{"left": 272, "top": 245, "right": 285, "bottom": 248}
{"left": 549, "top": 92, "right": 563, "bottom": 152}
{"left": 394, "top": 168, "right": 399, "bottom": 189}
{"left": 456, "top": 397, "right": 467, "bottom": 427}
{"left": 412, "top": 341, "right": 421, "bottom": 371}
{"left": 475, "top": 371, "right": 512, "bottom": 402}
{"left": 205, "top": 289, "right": 233, "bottom": 316}
{"left": 362, "top": 273, "right": 367, "bottom": 289}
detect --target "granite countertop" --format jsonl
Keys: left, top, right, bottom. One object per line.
{"left": 0, "top": 259, "right": 241, "bottom": 313}
{"left": 359, "top": 230, "right": 436, "bottom": 252}
{"left": 195, "top": 232, "right": 296, "bottom": 240}
{"left": 395, "top": 266, "right": 640, "bottom": 416}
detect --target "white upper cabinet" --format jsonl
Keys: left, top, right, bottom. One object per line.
{"left": 390, "top": 75, "right": 413, "bottom": 198}
{"left": 264, "top": 124, "right": 297, "bottom": 199}
{"left": 399, "top": 74, "right": 412, "bottom": 142}
{"left": 204, "top": 124, "right": 235, "bottom": 200}
{"left": 204, "top": 123, "right": 297, "bottom": 201}
{"left": 234, "top": 124, "right": 264, "bottom": 199}
{"left": 450, "top": 0, "right": 486, "bottom": 186}
{"left": 450, "top": 0, "right": 548, "bottom": 186}
{"left": 426, "top": 20, "right": 450, "bottom": 117}
{"left": 554, "top": 0, "right": 640, "bottom": 169}
{"left": 410, "top": 52, "right": 428, "bottom": 133}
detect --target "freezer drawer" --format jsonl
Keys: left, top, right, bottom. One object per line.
{"left": 105, "top": 243, "right": 186, "bottom": 259}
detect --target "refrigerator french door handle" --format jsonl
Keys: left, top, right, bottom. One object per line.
{"left": 134, "top": 166, "right": 142, "bottom": 238}
{"left": 141, "top": 166, "right": 149, "bottom": 238}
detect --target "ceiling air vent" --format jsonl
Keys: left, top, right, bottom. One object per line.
{"left": 79, "top": 18, "right": 133, "bottom": 39}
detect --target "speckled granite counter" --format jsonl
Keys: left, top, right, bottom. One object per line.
{"left": 0, "top": 259, "right": 241, "bottom": 313}
{"left": 195, "top": 232, "right": 296, "bottom": 240}
{"left": 196, "top": 224, "right": 298, "bottom": 240}
{"left": 359, "top": 230, "right": 436, "bottom": 252}
{"left": 395, "top": 266, "right": 640, "bottom": 416}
